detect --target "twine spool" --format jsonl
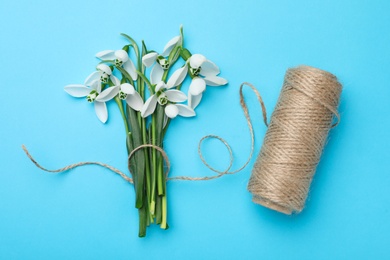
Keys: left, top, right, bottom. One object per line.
{"left": 248, "top": 65, "right": 342, "bottom": 214}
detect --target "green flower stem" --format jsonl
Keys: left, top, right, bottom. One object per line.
{"left": 162, "top": 70, "right": 169, "bottom": 82}
{"left": 136, "top": 71, "right": 154, "bottom": 94}
{"left": 160, "top": 192, "right": 168, "bottom": 229}
{"left": 157, "top": 155, "right": 164, "bottom": 195}
{"left": 155, "top": 105, "right": 165, "bottom": 196}
{"left": 148, "top": 114, "right": 157, "bottom": 215}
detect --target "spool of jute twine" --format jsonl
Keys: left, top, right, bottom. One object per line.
{"left": 248, "top": 65, "right": 342, "bottom": 214}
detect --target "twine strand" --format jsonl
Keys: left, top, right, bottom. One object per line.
{"left": 22, "top": 144, "right": 134, "bottom": 183}
{"left": 22, "top": 82, "right": 268, "bottom": 182}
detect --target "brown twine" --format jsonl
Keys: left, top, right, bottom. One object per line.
{"left": 247, "top": 65, "right": 342, "bottom": 215}
{"left": 22, "top": 144, "right": 134, "bottom": 183}
{"left": 22, "top": 82, "right": 266, "bottom": 183}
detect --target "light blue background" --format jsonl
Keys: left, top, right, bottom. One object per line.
{"left": 1, "top": 0, "right": 389, "bottom": 258}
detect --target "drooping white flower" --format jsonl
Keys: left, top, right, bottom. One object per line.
{"left": 64, "top": 79, "right": 118, "bottom": 123}
{"left": 142, "top": 35, "right": 181, "bottom": 84}
{"left": 109, "top": 76, "right": 144, "bottom": 111}
{"left": 187, "top": 54, "right": 228, "bottom": 109}
{"left": 140, "top": 80, "right": 190, "bottom": 118}
{"left": 164, "top": 104, "right": 195, "bottom": 118}
{"left": 84, "top": 64, "right": 115, "bottom": 85}
{"left": 96, "top": 49, "right": 138, "bottom": 81}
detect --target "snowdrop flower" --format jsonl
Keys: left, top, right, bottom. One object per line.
{"left": 64, "top": 79, "right": 118, "bottom": 123}
{"left": 141, "top": 81, "right": 193, "bottom": 118}
{"left": 96, "top": 49, "right": 138, "bottom": 81}
{"left": 164, "top": 104, "right": 195, "bottom": 119}
{"left": 142, "top": 35, "right": 181, "bottom": 84}
{"left": 187, "top": 54, "right": 228, "bottom": 109}
{"left": 109, "top": 76, "right": 144, "bottom": 111}
{"left": 84, "top": 64, "right": 115, "bottom": 85}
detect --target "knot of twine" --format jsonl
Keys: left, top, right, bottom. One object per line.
{"left": 22, "top": 82, "right": 267, "bottom": 183}
{"left": 248, "top": 65, "right": 342, "bottom": 215}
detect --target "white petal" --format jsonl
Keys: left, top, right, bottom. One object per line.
{"left": 165, "top": 90, "right": 187, "bottom": 103}
{"left": 94, "top": 102, "right": 108, "bottom": 123}
{"left": 140, "top": 95, "right": 157, "bottom": 118}
{"left": 64, "top": 85, "right": 91, "bottom": 97}
{"left": 189, "top": 54, "right": 206, "bottom": 68}
{"left": 126, "top": 91, "right": 144, "bottom": 111}
{"left": 96, "top": 50, "right": 116, "bottom": 60}
{"left": 91, "top": 80, "right": 101, "bottom": 92}
{"left": 204, "top": 76, "right": 228, "bottom": 86}
{"left": 189, "top": 77, "right": 206, "bottom": 96}
{"left": 95, "top": 86, "right": 119, "bottom": 102}
{"left": 110, "top": 75, "right": 120, "bottom": 86}
{"left": 188, "top": 93, "right": 203, "bottom": 109}
{"left": 115, "top": 50, "right": 129, "bottom": 62}
{"left": 161, "top": 36, "right": 181, "bottom": 57}
{"left": 121, "top": 83, "right": 135, "bottom": 94}
{"left": 176, "top": 104, "right": 196, "bottom": 117}
{"left": 164, "top": 104, "right": 179, "bottom": 118}
{"left": 199, "top": 60, "right": 220, "bottom": 77}
{"left": 84, "top": 71, "right": 100, "bottom": 86}
{"left": 142, "top": 52, "right": 158, "bottom": 67}
{"left": 97, "top": 64, "right": 112, "bottom": 75}
{"left": 123, "top": 59, "right": 138, "bottom": 81}
{"left": 150, "top": 64, "right": 164, "bottom": 85}
{"left": 166, "top": 65, "right": 188, "bottom": 89}
{"left": 155, "top": 81, "right": 166, "bottom": 92}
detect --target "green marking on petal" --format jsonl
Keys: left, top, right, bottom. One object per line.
{"left": 100, "top": 74, "right": 109, "bottom": 83}
{"left": 157, "top": 92, "right": 168, "bottom": 105}
{"left": 158, "top": 96, "right": 168, "bottom": 105}
{"left": 115, "top": 59, "right": 123, "bottom": 67}
{"left": 157, "top": 56, "right": 170, "bottom": 70}
{"left": 190, "top": 66, "right": 201, "bottom": 76}
{"left": 119, "top": 91, "right": 127, "bottom": 100}
{"left": 86, "top": 90, "right": 98, "bottom": 103}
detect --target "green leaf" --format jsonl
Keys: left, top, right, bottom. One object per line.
{"left": 127, "top": 106, "right": 145, "bottom": 209}
{"left": 126, "top": 133, "right": 135, "bottom": 172}
{"left": 138, "top": 205, "right": 147, "bottom": 237}
{"left": 180, "top": 25, "right": 184, "bottom": 46}
{"left": 142, "top": 40, "right": 148, "bottom": 55}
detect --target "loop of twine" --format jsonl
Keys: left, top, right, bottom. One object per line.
{"left": 22, "top": 82, "right": 268, "bottom": 183}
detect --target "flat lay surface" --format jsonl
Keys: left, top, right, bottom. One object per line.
{"left": 1, "top": 0, "right": 389, "bottom": 258}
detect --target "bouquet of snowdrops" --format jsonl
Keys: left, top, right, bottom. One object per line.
{"left": 64, "top": 27, "right": 227, "bottom": 237}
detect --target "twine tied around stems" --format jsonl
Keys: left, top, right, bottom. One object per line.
{"left": 22, "top": 82, "right": 266, "bottom": 182}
